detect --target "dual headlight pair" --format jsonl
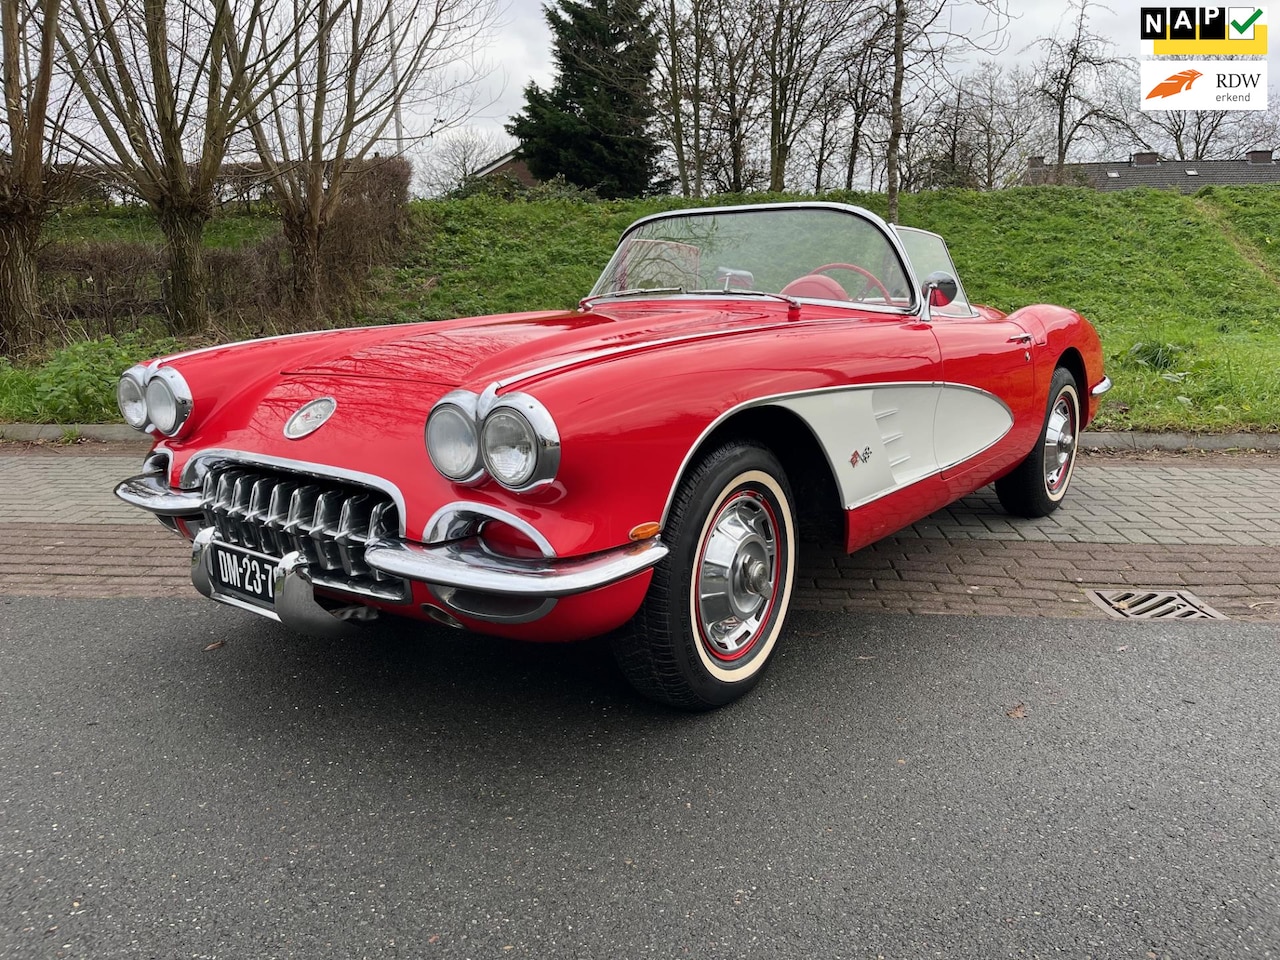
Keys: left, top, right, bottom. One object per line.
{"left": 117, "top": 365, "right": 193, "bottom": 436}
{"left": 426, "top": 389, "right": 560, "bottom": 492}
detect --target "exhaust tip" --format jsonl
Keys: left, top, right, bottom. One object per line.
{"left": 423, "top": 605, "right": 466, "bottom": 630}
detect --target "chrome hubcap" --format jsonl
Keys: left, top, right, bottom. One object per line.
{"left": 697, "top": 492, "right": 778, "bottom": 660}
{"left": 1044, "top": 393, "right": 1078, "bottom": 493}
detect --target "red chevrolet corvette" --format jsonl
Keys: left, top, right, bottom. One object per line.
{"left": 115, "top": 201, "right": 1108, "bottom": 708}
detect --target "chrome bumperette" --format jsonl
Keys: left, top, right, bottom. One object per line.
{"left": 1091, "top": 376, "right": 1113, "bottom": 396}
{"left": 363, "top": 535, "right": 667, "bottom": 598}
{"left": 115, "top": 472, "right": 205, "bottom": 517}
{"left": 190, "top": 529, "right": 366, "bottom": 639}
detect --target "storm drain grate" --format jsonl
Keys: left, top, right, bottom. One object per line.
{"left": 1085, "top": 589, "right": 1227, "bottom": 621}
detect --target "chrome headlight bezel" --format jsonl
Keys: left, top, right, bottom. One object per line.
{"left": 425, "top": 390, "right": 484, "bottom": 484}
{"left": 117, "top": 365, "right": 149, "bottom": 429}
{"left": 425, "top": 387, "right": 561, "bottom": 493}
{"left": 144, "top": 366, "right": 194, "bottom": 437}
{"left": 480, "top": 392, "right": 561, "bottom": 492}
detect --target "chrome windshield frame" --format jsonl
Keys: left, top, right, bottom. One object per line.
{"left": 589, "top": 201, "right": 923, "bottom": 315}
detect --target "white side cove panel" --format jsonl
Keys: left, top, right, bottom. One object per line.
{"left": 934, "top": 385, "right": 1015, "bottom": 472}
{"left": 775, "top": 383, "right": 1012, "bottom": 510}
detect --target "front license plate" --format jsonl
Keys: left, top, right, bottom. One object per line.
{"left": 211, "top": 542, "right": 279, "bottom": 609}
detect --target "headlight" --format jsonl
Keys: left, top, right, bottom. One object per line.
{"left": 117, "top": 368, "right": 148, "bottom": 429}
{"left": 144, "top": 367, "right": 193, "bottom": 436}
{"left": 426, "top": 394, "right": 482, "bottom": 482}
{"left": 482, "top": 409, "right": 538, "bottom": 487}
{"left": 480, "top": 393, "right": 560, "bottom": 491}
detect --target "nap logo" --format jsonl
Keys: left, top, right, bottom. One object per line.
{"left": 1140, "top": 6, "right": 1268, "bottom": 54}
{"left": 1139, "top": 59, "right": 1269, "bottom": 109}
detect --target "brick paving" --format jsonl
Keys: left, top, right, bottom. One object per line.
{"left": 1, "top": 450, "right": 1278, "bottom": 621}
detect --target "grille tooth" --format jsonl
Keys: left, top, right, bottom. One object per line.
{"left": 243, "top": 478, "right": 274, "bottom": 551}
{"left": 198, "top": 463, "right": 407, "bottom": 602}
{"left": 311, "top": 490, "right": 346, "bottom": 571}
{"left": 264, "top": 480, "right": 301, "bottom": 556}
{"left": 336, "top": 494, "right": 374, "bottom": 577}
{"left": 284, "top": 485, "right": 322, "bottom": 564}
{"left": 208, "top": 471, "right": 239, "bottom": 543}
{"left": 367, "top": 501, "right": 395, "bottom": 580}
{"left": 230, "top": 474, "right": 255, "bottom": 548}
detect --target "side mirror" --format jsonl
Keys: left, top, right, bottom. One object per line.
{"left": 922, "top": 271, "right": 958, "bottom": 307}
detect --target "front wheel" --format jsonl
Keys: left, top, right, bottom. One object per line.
{"left": 995, "top": 366, "right": 1081, "bottom": 518}
{"left": 612, "top": 442, "right": 797, "bottom": 710}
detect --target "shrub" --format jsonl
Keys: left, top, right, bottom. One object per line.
{"left": 0, "top": 333, "right": 183, "bottom": 423}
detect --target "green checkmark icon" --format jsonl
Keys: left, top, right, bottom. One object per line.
{"left": 1231, "top": 8, "right": 1262, "bottom": 35}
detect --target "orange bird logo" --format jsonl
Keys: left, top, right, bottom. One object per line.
{"left": 1145, "top": 69, "right": 1203, "bottom": 99}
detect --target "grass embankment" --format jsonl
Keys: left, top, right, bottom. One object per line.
{"left": 4, "top": 186, "right": 1279, "bottom": 431}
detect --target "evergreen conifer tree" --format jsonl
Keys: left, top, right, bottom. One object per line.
{"left": 508, "top": 0, "right": 665, "bottom": 198}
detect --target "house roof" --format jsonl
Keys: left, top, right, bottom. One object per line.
{"left": 473, "top": 150, "right": 521, "bottom": 179}
{"left": 1026, "top": 154, "right": 1280, "bottom": 192}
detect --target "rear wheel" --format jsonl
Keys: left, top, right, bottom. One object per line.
{"left": 995, "top": 366, "right": 1081, "bottom": 518}
{"left": 612, "top": 442, "right": 797, "bottom": 710}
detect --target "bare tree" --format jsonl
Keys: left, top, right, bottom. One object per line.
{"left": 882, "top": 0, "right": 1008, "bottom": 223}
{"left": 57, "top": 0, "right": 306, "bottom": 331}
{"left": 1033, "top": 0, "right": 1125, "bottom": 182}
{"left": 653, "top": 0, "right": 701, "bottom": 196}
{"left": 1, "top": 0, "right": 63, "bottom": 354}
{"left": 964, "top": 62, "right": 1041, "bottom": 189}
{"left": 655, "top": 0, "right": 884, "bottom": 194}
{"left": 654, "top": 0, "right": 770, "bottom": 195}
{"left": 417, "top": 127, "right": 512, "bottom": 196}
{"left": 241, "top": 0, "right": 498, "bottom": 306}
{"left": 761, "top": 0, "right": 868, "bottom": 191}
{"left": 836, "top": 20, "right": 892, "bottom": 190}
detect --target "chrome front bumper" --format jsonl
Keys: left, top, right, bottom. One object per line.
{"left": 117, "top": 471, "right": 668, "bottom": 630}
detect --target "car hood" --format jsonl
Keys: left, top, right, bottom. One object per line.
{"left": 280, "top": 302, "right": 782, "bottom": 388}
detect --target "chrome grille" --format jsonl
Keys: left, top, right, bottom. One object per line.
{"left": 201, "top": 464, "right": 407, "bottom": 601}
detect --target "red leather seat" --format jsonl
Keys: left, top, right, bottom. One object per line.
{"left": 779, "top": 274, "right": 848, "bottom": 300}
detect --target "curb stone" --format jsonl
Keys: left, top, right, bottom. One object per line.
{"left": 1082, "top": 431, "right": 1280, "bottom": 452}
{"left": 0, "top": 424, "right": 148, "bottom": 443}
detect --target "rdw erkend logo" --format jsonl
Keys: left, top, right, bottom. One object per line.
{"left": 1144, "top": 68, "right": 1204, "bottom": 99}
{"left": 1138, "top": 60, "right": 1269, "bottom": 110}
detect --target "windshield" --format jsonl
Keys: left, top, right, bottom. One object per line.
{"left": 590, "top": 206, "right": 915, "bottom": 310}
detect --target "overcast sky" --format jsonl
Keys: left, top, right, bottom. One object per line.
{"left": 456, "top": 0, "right": 1276, "bottom": 147}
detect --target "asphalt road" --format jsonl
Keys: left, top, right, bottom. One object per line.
{"left": 3, "top": 598, "right": 1279, "bottom": 960}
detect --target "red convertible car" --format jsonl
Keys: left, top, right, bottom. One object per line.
{"left": 115, "top": 202, "right": 1108, "bottom": 708}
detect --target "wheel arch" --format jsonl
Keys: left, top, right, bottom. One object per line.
{"left": 664, "top": 404, "right": 844, "bottom": 547}
{"left": 1055, "top": 346, "right": 1087, "bottom": 397}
